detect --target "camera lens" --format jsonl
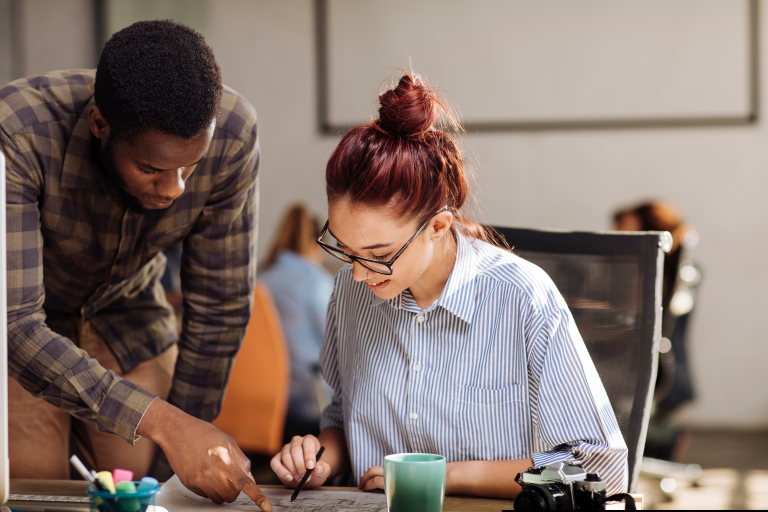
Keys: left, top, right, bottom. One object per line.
{"left": 515, "top": 483, "right": 572, "bottom": 510}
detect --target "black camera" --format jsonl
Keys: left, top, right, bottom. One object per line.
{"left": 514, "top": 462, "right": 622, "bottom": 510}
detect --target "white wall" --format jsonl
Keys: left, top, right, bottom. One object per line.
{"left": 13, "top": 0, "right": 96, "bottom": 77}
{"left": 4, "top": 0, "right": 765, "bottom": 428}
{"left": 326, "top": 0, "right": 752, "bottom": 124}
{"left": 0, "top": 0, "right": 96, "bottom": 84}
{"left": 203, "top": 0, "right": 768, "bottom": 429}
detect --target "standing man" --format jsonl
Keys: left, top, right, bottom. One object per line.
{"left": 2, "top": 20, "right": 271, "bottom": 510}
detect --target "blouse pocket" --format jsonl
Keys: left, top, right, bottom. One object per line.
{"left": 456, "top": 384, "right": 530, "bottom": 461}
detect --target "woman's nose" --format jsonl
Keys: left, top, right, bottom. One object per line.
{"left": 351, "top": 261, "right": 369, "bottom": 282}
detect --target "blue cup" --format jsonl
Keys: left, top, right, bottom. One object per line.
{"left": 86, "top": 481, "right": 160, "bottom": 512}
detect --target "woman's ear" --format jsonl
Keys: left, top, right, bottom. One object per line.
{"left": 430, "top": 211, "right": 453, "bottom": 241}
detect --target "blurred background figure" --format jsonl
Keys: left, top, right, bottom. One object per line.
{"left": 613, "top": 201, "right": 702, "bottom": 462}
{"left": 260, "top": 203, "right": 335, "bottom": 442}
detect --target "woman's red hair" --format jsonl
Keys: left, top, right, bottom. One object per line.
{"left": 325, "top": 73, "right": 505, "bottom": 247}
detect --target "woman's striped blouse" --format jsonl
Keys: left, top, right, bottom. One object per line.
{"left": 319, "top": 234, "right": 628, "bottom": 494}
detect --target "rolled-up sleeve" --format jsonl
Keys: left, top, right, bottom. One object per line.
{"left": 319, "top": 286, "right": 344, "bottom": 430}
{"left": 167, "top": 121, "right": 260, "bottom": 422}
{"left": 528, "top": 307, "right": 628, "bottom": 495}
{"left": 3, "top": 130, "right": 156, "bottom": 444}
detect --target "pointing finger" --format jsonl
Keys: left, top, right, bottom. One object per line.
{"left": 240, "top": 474, "right": 272, "bottom": 512}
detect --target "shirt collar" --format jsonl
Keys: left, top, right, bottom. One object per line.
{"left": 60, "top": 96, "right": 104, "bottom": 189}
{"left": 370, "top": 233, "right": 478, "bottom": 324}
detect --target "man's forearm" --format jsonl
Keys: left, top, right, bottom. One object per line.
{"left": 8, "top": 313, "right": 157, "bottom": 443}
{"left": 445, "top": 458, "right": 533, "bottom": 499}
{"left": 137, "top": 398, "right": 186, "bottom": 448}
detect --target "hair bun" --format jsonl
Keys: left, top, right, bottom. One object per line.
{"left": 377, "top": 74, "right": 436, "bottom": 138}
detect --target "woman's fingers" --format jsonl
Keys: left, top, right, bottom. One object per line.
{"left": 270, "top": 436, "right": 325, "bottom": 487}
{"left": 358, "top": 465, "right": 384, "bottom": 490}
{"left": 270, "top": 451, "right": 294, "bottom": 483}
{"left": 360, "top": 475, "right": 385, "bottom": 492}
{"left": 290, "top": 437, "right": 308, "bottom": 476}
{"left": 281, "top": 444, "right": 300, "bottom": 480}
{"left": 315, "top": 460, "right": 331, "bottom": 477}
{"left": 302, "top": 436, "right": 321, "bottom": 470}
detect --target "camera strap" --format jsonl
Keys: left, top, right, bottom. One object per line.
{"left": 604, "top": 493, "right": 636, "bottom": 511}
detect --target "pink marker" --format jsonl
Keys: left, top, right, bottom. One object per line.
{"left": 112, "top": 468, "right": 134, "bottom": 484}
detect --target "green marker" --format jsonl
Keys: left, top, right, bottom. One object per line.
{"left": 115, "top": 480, "right": 140, "bottom": 512}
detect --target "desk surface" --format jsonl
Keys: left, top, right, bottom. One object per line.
{"left": 10, "top": 479, "right": 516, "bottom": 511}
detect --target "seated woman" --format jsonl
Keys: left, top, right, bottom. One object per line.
{"left": 270, "top": 73, "right": 627, "bottom": 498}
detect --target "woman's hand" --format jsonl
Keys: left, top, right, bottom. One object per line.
{"left": 270, "top": 435, "right": 332, "bottom": 489}
{"left": 359, "top": 465, "right": 384, "bottom": 491}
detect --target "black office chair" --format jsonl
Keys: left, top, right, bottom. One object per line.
{"left": 492, "top": 226, "right": 671, "bottom": 493}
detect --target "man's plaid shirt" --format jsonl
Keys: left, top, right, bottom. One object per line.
{"left": 1, "top": 70, "right": 259, "bottom": 443}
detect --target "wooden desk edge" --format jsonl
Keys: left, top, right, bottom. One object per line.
{"left": 10, "top": 479, "right": 640, "bottom": 510}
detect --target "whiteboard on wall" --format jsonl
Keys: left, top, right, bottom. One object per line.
{"left": 319, "top": 0, "right": 756, "bottom": 131}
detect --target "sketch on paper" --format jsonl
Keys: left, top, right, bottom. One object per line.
{"left": 156, "top": 475, "right": 388, "bottom": 512}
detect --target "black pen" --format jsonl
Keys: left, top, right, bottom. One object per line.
{"left": 291, "top": 446, "right": 325, "bottom": 502}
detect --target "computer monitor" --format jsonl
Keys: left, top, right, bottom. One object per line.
{"left": 1, "top": 151, "right": 9, "bottom": 504}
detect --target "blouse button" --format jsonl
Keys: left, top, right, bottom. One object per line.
{"left": 413, "top": 362, "right": 422, "bottom": 372}
{"left": 409, "top": 412, "right": 419, "bottom": 420}
{"left": 417, "top": 315, "right": 425, "bottom": 323}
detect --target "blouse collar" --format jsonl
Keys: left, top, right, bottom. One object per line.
{"left": 370, "top": 232, "right": 478, "bottom": 324}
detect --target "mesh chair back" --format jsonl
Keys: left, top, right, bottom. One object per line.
{"left": 492, "top": 227, "right": 670, "bottom": 492}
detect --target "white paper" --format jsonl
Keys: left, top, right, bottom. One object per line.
{"left": 155, "top": 475, "right": 388, "bottom": 512}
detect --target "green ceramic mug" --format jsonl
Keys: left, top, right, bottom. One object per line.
{"left": 383, "top": 453, "right": 446, "bottom": 512}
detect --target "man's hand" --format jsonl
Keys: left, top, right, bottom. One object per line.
{"left": 137, "top": 399, "right": 272, "bottom": 511}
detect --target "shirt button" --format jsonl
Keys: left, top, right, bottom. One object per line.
{"left": 417, "top": 315, "right": 425, "bottom": 323}
{"left": 409, "top": 412, "right": 418, "bottom": 420}
{"left": 413, "top": 362, "right": 422, "bottom": 372}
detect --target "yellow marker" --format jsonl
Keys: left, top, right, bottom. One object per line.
{"left": 96, "top": 471, "right": 116, "bottom": 493}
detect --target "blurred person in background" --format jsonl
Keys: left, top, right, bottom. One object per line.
{"left": 260, "top": 204, "right": 335, "bottom": 443}
{"left": 613, "top": 201, "right": 702, "bottom": 462}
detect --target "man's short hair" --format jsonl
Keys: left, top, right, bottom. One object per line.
{"left": 95, "top": 20, "right": 223, "bottom": 142}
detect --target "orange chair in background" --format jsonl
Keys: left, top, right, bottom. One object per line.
{"left": 213, "top": 282, "right": 290, "bottom": 455}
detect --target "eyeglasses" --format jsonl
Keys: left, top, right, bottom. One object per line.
{"left": 316, "top": 206, "right": 449, "bottom": 276}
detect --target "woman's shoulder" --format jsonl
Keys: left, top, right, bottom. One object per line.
{"left": 469, "top": 238, "right": 567, "bottom": 315}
